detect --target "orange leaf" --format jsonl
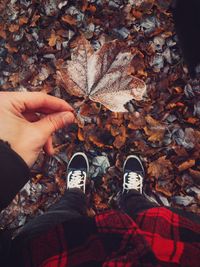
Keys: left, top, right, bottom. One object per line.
{"left": 32, "top": 174, "right": 43, "bottom": 184}
{"left": 89, "top": 135, "right": 105, "bottom": 148}
{"left": 62, "top": 15, "right": 77, "bottom": 25}
{"left": 87, "top": 4, "right": 96, "bottom": 13}
{"left": 174, "top": 86, "right": 183, "bottom": 94}
{"left": 19, "top": 16, "right": 28, "bottom": 26}
{"left": 81, "top": 0, "right": 88, "bottom": 12}
{"left": 5, "top": 43, "right": 18, "bottom": 53}
{"left": 132, "top": 10, "right": 142, "bottom": 19}
{"left": 78, "top": 128, "right": 84, "bottom": 141}
{"left": 48, "top": 31, "right": 57, "bottom": 47}
{"left": 145, "top": 128, "right": 165, "bottom": 142}
{"left": 8, "top": 24, "right": 19, "bottom": 32}
{"left": 178, "top": 159, "right": 195, "bottom": 172}
{"left": 186, "top": 117, "right": 198, "bottom": 124}
{"left": 30, "top": 14, "right": 40, "bottom": 27}
{"left": 167, "top": 102, "right": 184, "bottom": 109}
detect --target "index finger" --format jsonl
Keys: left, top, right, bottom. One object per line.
{"left": 8, "top": 92, "right": 74, "bottom": 113}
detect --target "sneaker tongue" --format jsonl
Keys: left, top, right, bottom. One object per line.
{"left": 70, "top": 168, "right": 85, "bottom": 173}
{"left": 127, "top": 170, "right": 143, "bottom": 177}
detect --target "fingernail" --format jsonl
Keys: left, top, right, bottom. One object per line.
{"left": 62, "top": 112, "right": 75, "bottom": 124}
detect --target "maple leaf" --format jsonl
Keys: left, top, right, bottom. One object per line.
{"left": 56, "top": 36, "right": 146, "bottom": 112}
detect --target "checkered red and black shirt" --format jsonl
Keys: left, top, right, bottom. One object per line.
{"left": 12, "top": 207, "right": 200, "bottom": 267}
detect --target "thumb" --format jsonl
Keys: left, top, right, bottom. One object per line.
{"left": 34, "top": 111, "right": 75, "bottom": 138}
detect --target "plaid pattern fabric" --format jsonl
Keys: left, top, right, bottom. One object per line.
{"left": 13, "top": 207, "right": 200, "bottom": 267}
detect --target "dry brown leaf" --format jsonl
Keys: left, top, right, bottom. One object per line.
{"left": 9, "top": 73, "right": 20, "bottom": 86}
{"left": 178, "top": 159, "right": 195, "bottom": 172}
{"left": 79, "top": 102, "right": 100, "bottom": 116}
{"left": 144, "top": 115, "right": 165, "bottom": 142}
{"left": 113, "top": 125, "right": 127, "bottom": 149}
{"left": 189, "top": 169, "right": 200, "bottom": 185}
{"left": 127, "top": 111, "right": 146, "bottom": 130}
{"left": 93, "top": 193, "right": 108, "bottom": 209}
{"left": 155, "top": 184, "right": 172, "bottom": 197}
{"left": 57, "top": 35, "right": 146, "bottom": 112}
{"left": 148, "top": 156, "right": 173, "bottom": 178}
{"left": 89, "top": 135, "right": 106, "bottom": 148}
{"left": 0, "top": 25, "right": 6, "bottom": 39}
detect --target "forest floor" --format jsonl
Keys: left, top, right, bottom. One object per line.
{"left": 0, "top": 0, "right": 200, "bottom": 230}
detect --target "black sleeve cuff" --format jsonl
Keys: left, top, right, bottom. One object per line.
{"left": 0, "top": 140, "right": 30, "bottom": 211}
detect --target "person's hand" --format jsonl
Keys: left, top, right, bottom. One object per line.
{"left": 0, "top": 92, "right": 75, "bottom": 167}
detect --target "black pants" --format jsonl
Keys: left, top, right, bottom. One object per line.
{"left": 16, "top": 189, "right": 200, "bottom": 241}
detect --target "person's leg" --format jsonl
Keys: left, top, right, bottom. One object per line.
{"left": 16, "top": 152, "right": 89, "bottom": 241}
{"left": 118, "top": 155, "right": 200, "bottom": 224}
{"left": 119, "top": 189, "right": 158, "bottom": 219}
{"left": 118, "top": 155, "right": 158, "bottom": 220}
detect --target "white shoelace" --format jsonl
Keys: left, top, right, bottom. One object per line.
{"left": 123, "top": 172, "right": 143, "bottom": 193}
{"left": 67, "top": 170, "right": 86, "bottom": 191}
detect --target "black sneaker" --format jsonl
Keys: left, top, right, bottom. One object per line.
{"left": 123, "top": 155, "right": 145, "bottom": 194}
{"left": 67, "top": 152, "right": 89, "bottom": 193}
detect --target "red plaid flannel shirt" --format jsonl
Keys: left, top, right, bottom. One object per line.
{"left": 12, "top": 207, "right": 200, "bottom": 267}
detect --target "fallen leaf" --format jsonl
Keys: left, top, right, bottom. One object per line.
{"left": 19, "top": 17, "right": 28, "bottom": 25}
{"left": 178, "top": 159, "right": 195, "bottom": 172}
{"left": 8, "top": 24, "right": 19, "bottom": 32}
{"left": 9, "top": 73, "right": 20, "bottom": 86}
{"left": 79, "top": 102, "right": 100, "bottom": 116}
{"left": 113, "top": 125, "right": 127, "bottom": 149}
{"left": 87, "top": 4, "right": 96, "bottom": 13}
{"left": 62, "top": 15, "right": 77, "bottom": 25}
{"left": 5, "top": 43, "right": 18, "bottom": 53}
{"left": 30, "top": 14, "right": 40, "bottom": 27}
{"left": 78, "top": 128, "right": 84, "bottom": 141}
{"left": 127, "top": 111, "right": 146, "bottom": 130}
{"left": 186, "top": 117, "right": 199, "bottom": 124}
{"left": 48, "top": 30, "right": 57, "bottom": 47}
{"left": 155, "top": 184, "right": 172, "bottom": 197}
{"left": 0, "top": 25, "right": 6, "bottom": 39}
{"left": 148, "top": 156, "right": 173, "bottom": 178}
{"left": 144, "top": 115, "right": 166, "bottom": 142}
{"left": 57, "top": 35, "right": 146, "bottom": 112}
{"left": 93, "top": 193, "right": 108, "bottom": 210}
{"left": 189, "top": 169, "right": 200, "bottom": 185}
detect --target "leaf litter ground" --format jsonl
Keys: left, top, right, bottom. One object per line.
{"left": 0, "top": 0, "right": 200, "bottom": 230}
